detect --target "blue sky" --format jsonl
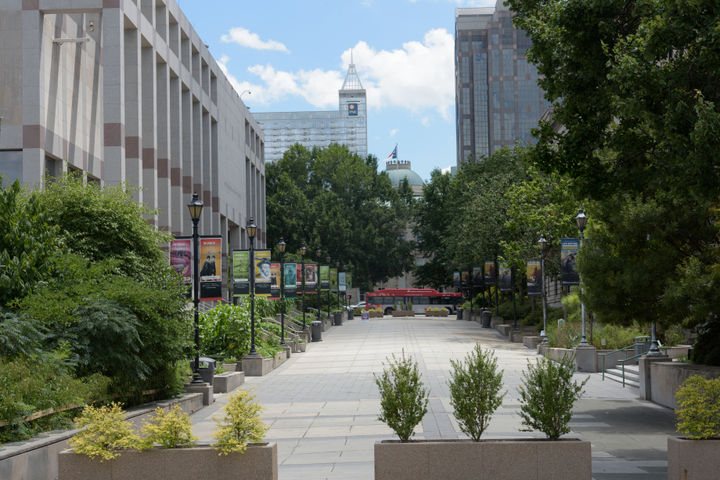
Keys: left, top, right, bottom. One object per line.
{"left": 175, "top": 0, "right": 497, "bottom": 181}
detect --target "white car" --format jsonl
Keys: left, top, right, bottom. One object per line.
{"left": 350, "top": 301, "right": 366, "bottom": 310}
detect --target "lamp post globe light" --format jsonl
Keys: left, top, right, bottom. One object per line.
{"left": 187, "top": 193, "right": 204, "bottom": 383}
{"left": 247, "top": 218, "right": 258, "bottom": 356}
{"left": 538, "top": 234, "right": 548, "bottom": 344}
{"left": 300, "top": 244, "right": 307, "bottom": 330}
{"left": 575, "top": 208, "right": 589, "bottom": 346}
{"left": 315, "top": 249, "right": 322, "bottom": 323}
{"left": 277, "top": 238, "right": 286, "bottom": 346}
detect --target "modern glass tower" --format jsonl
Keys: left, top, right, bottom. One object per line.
{"left": 253, "top": 62, "right": 368, "bottom": 163}
{"left": 455, "top": 0, "right": 548, "bottom": 166}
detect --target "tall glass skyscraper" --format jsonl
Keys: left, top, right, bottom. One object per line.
{"left": 253, "top": 62, "right": 367, "bottom": 163}
{"left": 455, "top": 1, "right": 548, "bottom": 166}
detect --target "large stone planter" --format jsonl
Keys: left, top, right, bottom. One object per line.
{"left": 297, "top": 341, "right": 307, "bottom": 352}
{"left": 374, "top": 438, "right": 591, "bottom": 480}
{"left": 213, "top": 371, "right": 245, "bottom": 394}
{"left": 392, "top": 310, "right": 415, "bottom": 317}
{"left": 425, "top": 310, "right": 449, "bottom": 317}
{"left": 241, "top": 355, "right": 274, "bottom": 376}
{"left": 369, "top": 310, "right": 384, "bottom": 318}
{"left": 667, "top": 436, "right": 720, "bottom": 480}
{"left": 58, "top": 443, "right": 278, "bottom": 480}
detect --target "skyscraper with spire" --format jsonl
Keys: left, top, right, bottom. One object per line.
{"left": 253, "top": 60, "right": 368, "bottom": 163}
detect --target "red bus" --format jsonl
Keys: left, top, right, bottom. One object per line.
{"left": 365, "top": 289, "right": 462, "bottom": 316}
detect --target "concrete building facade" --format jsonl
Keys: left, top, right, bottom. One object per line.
{"left": 0, "top": 0, "right": 266, "bottom": 261}
{"left": 455, "top": 0, "right": 549, "bottom": 166}
{"left": 253, "top": 62, "right": 367, "bottom": 163}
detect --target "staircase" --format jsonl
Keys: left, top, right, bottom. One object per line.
{"left": 603, "top": 364, "right": 640, "bottom": 388}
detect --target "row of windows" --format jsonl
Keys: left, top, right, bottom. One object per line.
{"left": 368, "top": 296, "right": 459, "bottom": 305}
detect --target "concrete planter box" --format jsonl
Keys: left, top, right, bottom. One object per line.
{"left": 425, "top": 310, "right": 449, "bottom": 317}
{"left": 392, "top": 310, "right": 415, "bottom": 317}
{"left": 647, "top": 362, "right": 720, "bottom": 409}
{"left": 272, "top": 351, "right": 286, "bottom": 369}
{"left": 213, "top": 371, "right": 245, "bottom": 394}
{"left": 58, "top": 443, "right": 278, "bottom": 480}
{"left": 241, "top": 355, "right": 274, "bottom": 376}
{"left": 297, "top": 341, "right": 307, "bottom": 352}
{"left": 322, "top": 317, "right": 332, "bottom": 331}
{"left": 221, "top": 362, "right": 237, "bottom": 372}
{"left": 496, "top": 324, "right": 512, "bottom": 337}
{"left": 523, "top": 336, "right": 542, "bottom": 350}
{"left": 667, "top": 436, "right": 720, "bottom": 480}
{"left": 369, "top": 311, "right": 384, "bottom": 318}
{"left": 375, "top": 438, "right": 591, "bottom": 480}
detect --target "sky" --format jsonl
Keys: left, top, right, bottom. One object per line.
{"left": 175, "top": 0, "right": 498, "bottom": 182}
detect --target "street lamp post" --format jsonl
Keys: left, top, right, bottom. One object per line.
{"left": 335, "top": 261, "right": 341, "bottom": 309}
{"left": 326, "top": 255, "right": 332, "bottom": 319}
{"left": 300, "top": 244, "right": 307, "bottom": 330}
{"left": 277, "top": 238, "right": 286, "bottom": 346}
{"left": 316, "top": 249, "right": 322, "bottom": 323}
{"left": 187, "top": 193, "right": 204, "bottom": 383}
{"left": 576, "top": 208, "right": 589, "bottom": 346}
{"left": 538, "top": 234, "right": 548, "bottom": 344}
{"left": 247, "top": 218, "right": 258, "bottom": 355}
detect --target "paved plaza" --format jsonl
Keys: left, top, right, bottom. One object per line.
{"left": 190, "top": 315, "right": 678, "bottom": 480}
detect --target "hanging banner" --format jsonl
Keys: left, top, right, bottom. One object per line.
{"left": 339, "top": 272, "right": 346, "bottom": 293}
{"left": 527, "top": 260, "right": 542, "bottom": 297}
{"left": 284, "top": 263, "right": 297, "bottom": 297}
{"left": 319, "top": 265, "right": 330, "bottom": 290}
{"left": 561, "top": 238, "right": 580, "bottom": 286}
{"left": 330, "top": 268, "right": 338, "bottom": 292}
{"left": 254, "top": 250, "right": 272, "bottom": 296}
{"left": 170, "top": 238, "right": 192, "bottom": 299}
{"left": 472, "top": 266, "right": 483, "bottom": 289}
{"left": 304, "top": 263, "right": 318, "bottom": 293}
{"left": 484, "top": 261, "right": 496, "bottom": 286}
{"left": 453, "top": 271, "right": 461, "bottom": 288}
{"left": 346, "top": 272, "right": 352, "bottom": 291}
{"left": 499, "top": 263, "right": 512, "bottom": 293}
{"left": 270, "top": 263, "right": 281, "bottom": 298}
{"left": 199, "top": 237, "right": 222, "bottom": 301}
{"left": 296, "top": 263, "right": 303, "bottom": 292}
{"left": 461, "top": 271, "right": 470, "bottom": 288}
{"left": 232, "top": 250, "right": 250, "bottom": 297}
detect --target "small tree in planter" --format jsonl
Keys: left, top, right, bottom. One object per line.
{"left": 517, "top": 355, "right": 588, "bottom": 440}
{"left": 68, "top": 403, "right": 140, "bottom": 461}
{"left": 375, "top": 350, "right": 429, "bottom": 442}
{"left": 214, "top": 389, "right": 269, "bottom": 455}
{"left": 448, "top": 345, "right": 505, "bottom": 440}
{"left": 140, "top": 405, "right": 197, "bottom": 449}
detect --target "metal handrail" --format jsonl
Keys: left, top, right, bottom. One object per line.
{"left": 599, "top": 344, "right": 637, "bottom": 380}
{"left": 601, "top": 341, "right": 671, "bottom": 386}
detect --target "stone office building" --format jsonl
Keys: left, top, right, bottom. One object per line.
{"left": 0, "top": 0, "right": 267, "bottom": 263}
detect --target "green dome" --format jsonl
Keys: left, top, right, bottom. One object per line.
{"left": 386, "top": 165, "right": 424, "bottom": 187}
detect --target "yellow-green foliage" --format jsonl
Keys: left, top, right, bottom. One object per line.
{"left": 213, "top": 390, "right": 268, "bottom": 455}
{"left": 140, "top": 405, "right": 197, "bottom": 449}
{"left": 69, "top": 403, "right": 140, "bottom": 461}
{"left": 676, "top": 375, "right": 720, "bottom": 440}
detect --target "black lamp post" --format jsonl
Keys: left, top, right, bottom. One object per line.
{"left": 187, "top": 193, "right": 204, "bottom": 383}
{"left": 247, "top": 218, "right": 258, "bottom": 356}
{"left": 538, "top": 234, "right": 548, "bottom": 344}
{"left": 326, "top": 255, "right": 332, "bottom": 319}
{"left": 277, "top": 238, "right": 286, "bottom": 346}
{"left": 315, "top": 249, "right": 322, "bottom": 323}
{"left": 335, "top": 261, "right": 341, "bottom": 309}
{"left": 575, "top": 208, "right": 589, "bottom": 346}
{"left": 300, "top": 244, "right": 307, "bottom": 330}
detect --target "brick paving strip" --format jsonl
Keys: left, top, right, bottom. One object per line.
{"left": 191, "top": 316, "right": 677, "bottom": 480}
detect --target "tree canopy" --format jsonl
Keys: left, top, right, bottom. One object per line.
{"left": 265, "top": 143, "right": 414, "bottom": 289}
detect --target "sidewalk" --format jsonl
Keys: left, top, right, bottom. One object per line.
{"left": 190, "top": 315, "right": 677, "bottom": 480}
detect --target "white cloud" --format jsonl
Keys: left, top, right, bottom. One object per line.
{"left": 220, "top": 28, "right": 289, "bottom": 53}
{"left": 219, "top": 28, "right": 455, "bottom": 119}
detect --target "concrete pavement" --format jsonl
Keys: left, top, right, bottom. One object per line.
{"left": 190, "top": 315, "right": 677, "bottom": 480}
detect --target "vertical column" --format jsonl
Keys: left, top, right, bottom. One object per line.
{"left": 169, "top": 74, "right": 183, "bottom": 235}
{"left": 124, "top": 27, "right": 142, "bottom": 202}
{"left": 103, "top": 8, "right": 126, "bottom": 186}
{"left": 156, "top": 60, "right": 171, "bottom": 231}
{"left": 140, "top": 44, "right": 157, "bottom": 220}
{"left": 181, "top": 87, "right": 193, "bottom": 236}
{"left": 21, "top": 8, "right": 44, "bottom": 188}
{"left": 201, "top": 109, "right": 211, "bottom": 233}
{"left": 192, "top": 98, "right": 202, "bottom": 231}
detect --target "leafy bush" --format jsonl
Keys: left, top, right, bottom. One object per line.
{"left": 546, "top": 320, "right": 581, "bottom": 348}
{"left": 592, "top": 323, "right": 646, "bottom": 350}
{"left": 661, "top": 324, "right": 686, "bottom": 347}
{"left": 0, "top": 353, "right": 108, "bottom": 443}
{"left": 448, "top": 345, "right": 505, "bottom": 440}
{"left": 675, "top": 375, "right": 720, "bottom": 439}
{"left": 214, "top": 390, "right": 268, "bottom": 455}
{"left": 517, "top": 355, "right": 588, "bottom": 440}
{"left": 374, "top": 350, "right": 429, "bottom": 442}
{"left": 0, "top": 309, "right": 45, "bottom": 358}
{"left": 200, "top": 304, "right": 251, "bottom": 359}
{"left": 140, "top": 405, "right": 197, "bottom": 449}
{"left": 69, "top": 403, "right": 140, "bottom": 461}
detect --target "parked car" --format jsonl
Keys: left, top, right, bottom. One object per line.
{"left": 350, "top": 301, "right": 366, "bottom": 310}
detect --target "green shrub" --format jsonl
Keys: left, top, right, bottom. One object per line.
{"left": 517, "top": 355, "right": 588, "bottom": 440}
{"left": 547, "top": 320, "right": 581, "bottom": 348}
{"left": 661, "top": 324, "right": 686, "bottom": 347}
{"left": 214, "top": 390, "right": 268, "bottom": 455}
{"left": 140, "top": 405, "right": 197, "bottom": 449}
{"left": 374, "top": 350, "right": 429, "bottom": 442}
{"left": 592, "top": 323, "right": 646, "bottom": 350}
{"left": 69, "top": 403, "right": 140, "bottom": 461}
{"left": 675, "top": 375, "right": 720, "bottom": 439}
{"left": 200, "top": 304, "right": 251, "bottom": 359}
{"left": 448, "top": 345, "right": 505, "bottom": 440}
{"left": 0, "top": 309, "right": 45, "bottom": 358}
{"left": 0, "top": 352, "right": 109, "bottom": 444}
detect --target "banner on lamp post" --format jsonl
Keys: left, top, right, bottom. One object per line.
{"left": 484, "top": 261, "right": 496, "bottom": 286}
{"left": 453, "top": 271, "right": 461, "bottom": 288}
{"left": 527, "top": 260, "right": 542, "bottom": 297}
{"left": 330, "top": 268, "right": 338, "bottom": 292}
{"left": 339, "top": 272, "right": 346, "bottom": 293}
{"left": 170, "top": 238, "right": 192, "bottom": 299}
{"left": 284, "top": 263, "right": 297, "bottom": 297}
{"left": 319, "top": 265, "right": 330, "bottom": 291}
{"left": 304, "top": 263, "right": 318, "bottom": 293}
{"left": 254, "top": 250, "right": 272, "bottom": 296}
{"left": 270, "top": 263, "right": 281, "bottom": 298}
{"left": 232, "top": 250, "right": 250, "bottom": 297}
{"left": 472, "top": 266, "right": 483, "bottom": 289}
{"left": 199, "top": 237, "right": 222, "bottom": 301}
{"left": 561, "top": 238, "right": 580, "bottom": 286}
{"left": 499, "top": 263, "right": 512, "bottom": 293}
